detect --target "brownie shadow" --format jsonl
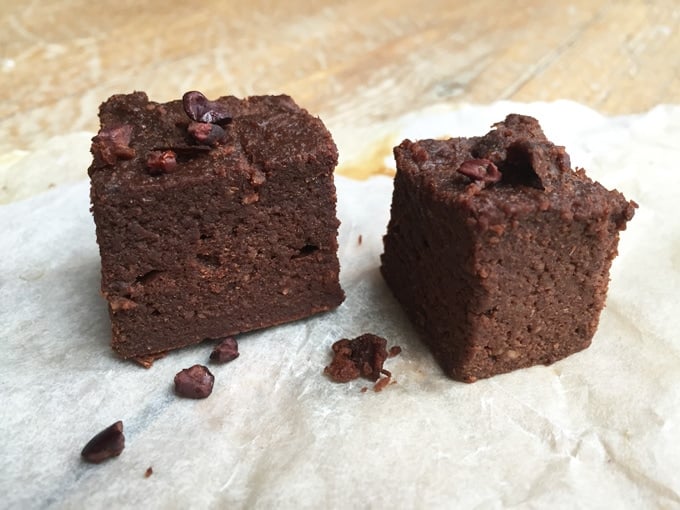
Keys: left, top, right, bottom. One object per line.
{"left": 51, "top": 255, "right": 110, "bottom": 352}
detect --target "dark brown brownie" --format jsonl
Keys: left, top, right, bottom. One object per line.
{"left": 89, "top": 91, "right": 344, "bottom": 359}
{"left": 381, "top": 114, "right": 636, "bottom": 382}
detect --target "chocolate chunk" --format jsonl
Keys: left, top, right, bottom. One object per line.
{"left": 209, "top": 337, "right": 239, "bottom": 363}
{"left": 324, "top": 333, "right": 390, "bottom": 383}
{"left": 174, "top": 365, "right": 214, "bottom": 398}
{"left": 182, "top": 91, "right": 232, "bottom": 125}
{"left": 81, "top": 421, "right": 125, "bottom": 464}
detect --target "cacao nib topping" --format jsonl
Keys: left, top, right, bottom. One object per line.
{"left": 457, "top": 159, "right": 502, "bottom": 184}
{"left": 182, "top": 91, "right": 232, "bottom": 125}
{"left": 210, "top": 337, "right": 239, "bottom": 363}
{"left": 188, "top": 121, "right": 227, "bottom": 146}
{"left": 174, "top": 364, "right": 214, "bottom": 398}
{"left": 146, "top": 150, "right": 177, "bottom": 175}
{"left": 92, "top": 124, "right": 136, "bottom": 165}
{"left": 81, "top": 421, "right": 125, "bottom": 464}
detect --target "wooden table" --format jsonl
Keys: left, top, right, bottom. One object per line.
{"left": 1, "top": 0, "right": 678, "bottom": 195}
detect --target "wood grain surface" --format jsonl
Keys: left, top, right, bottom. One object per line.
{"left": 1, "top": 0, "right": 679, "bottom": 192}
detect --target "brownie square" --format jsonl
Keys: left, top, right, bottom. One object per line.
{"left": 89, "top": 91, "right": 344, "bottom": 359}
{"left": 381, "top": 114, "right": 636, "bottom": 382}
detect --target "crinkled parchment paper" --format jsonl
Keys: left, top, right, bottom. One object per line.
{"left": 1, "top": 102, "right": 679, "bottom": 509}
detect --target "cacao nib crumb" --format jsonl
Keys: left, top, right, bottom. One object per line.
{"left": 81, "top": 421, "right": 125, "bottom": 464}
{"left": 324, "top": 333, "right": 391, "bottom": 383}
{"left": 92, "top": 124, "right": 136, "bottom": 165}
{"left": 188, "top": 121, "right": 227, "bottom": 146}
{"left": 174, "top": 365, "right": 214, "bottom": 398}
{"left": 389, "top": 345, "right": 402, "bottom": 358}
{"left": 210, "top": 337, "right": 239, "bottom": 363}
{"left": 146, "top": 150, "right": 177, "bottom": 175}
{"left": 144, "top": 467, "right": 153, "bottom": 478}
{"left": 457, "top": 158, "right": 502, "bottom": 185}
{"left": 182, "top": 91, "right": 232, "bottom": 125}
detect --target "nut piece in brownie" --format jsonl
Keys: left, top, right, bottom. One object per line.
{"left": 89, "top": 91, "right": 344, "bottom": 359}
{"left": 381, "top": 114, "right": 636, "bottom": 382}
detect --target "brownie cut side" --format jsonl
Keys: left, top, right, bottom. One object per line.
{"left": 89, "top": 91, "right": 344, "bottom": 359}
{"left": 381, "top": 114, "right": 636, "bottom": 382}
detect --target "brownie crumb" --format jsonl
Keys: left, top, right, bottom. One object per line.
{"left": 373, "top": 369, "right": 392, "bottom": 392}
{"left": 210, "top": 337, "right": 239, "bottom": 363}
{"left": 144, "top": 467, "right": 153, "bottom": 478}
{"left": 360, "top": 386, "right": 368, "bottom": 393}
{"left": 133, "top": 352, "right": 167, "bottom": 369}
{"left": 358, "top": 235, "right": 363, "bottom": 245}
{"left": 81, "top": 421, "right": 125, "bottom": 464}
{"left": 388, "top": 346, "right": 402, "bottom": 358}
{"left": 324, "top": 333, "right": 393, "bottom": 383}
{"left": 174, "top": 365, "right": 214, "bottom": 398}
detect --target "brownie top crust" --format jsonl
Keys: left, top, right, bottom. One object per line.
{"left": 88, "top": 91, "right": 338, "bottom": 190}
{"left": 394, "top": 114, "right": 636, "bottom": 231}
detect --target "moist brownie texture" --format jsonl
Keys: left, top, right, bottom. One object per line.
{"left": 381, "top": 114, "right": 636, "bottom": 382}
{"left": 89, "top": 91, "right": 344, "bottom": 359}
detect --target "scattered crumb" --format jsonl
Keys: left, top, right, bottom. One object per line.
{"left": 325, "top": 334, "right": 401, "bottom": 392}
{"left": 133, "top": 352, "right": 166, "bottom": 369}
{"left": 373, "top": 376, "right": 390, "bottom": 392}
{"left": 373, "top": 369, "right": 392, "bottom": 392}
{"left": 144, "top": 466, "right": 153, "bottom": 478}
{"left": 324, "top": 334, "right": 388, "bottom": 382}
{"left": 358, "top": 234, "right": 363, "bottom": 245}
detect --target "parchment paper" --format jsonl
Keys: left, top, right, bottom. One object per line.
{"left": 1, "top": 102, "right": 679, "bottom": 509}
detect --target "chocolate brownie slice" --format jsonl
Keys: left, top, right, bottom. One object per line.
{"left": 89, "top": 91, "right": 344, "bottom": 359}
{"left": 381, "top": 114, "right": 636, "bottom": 382}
